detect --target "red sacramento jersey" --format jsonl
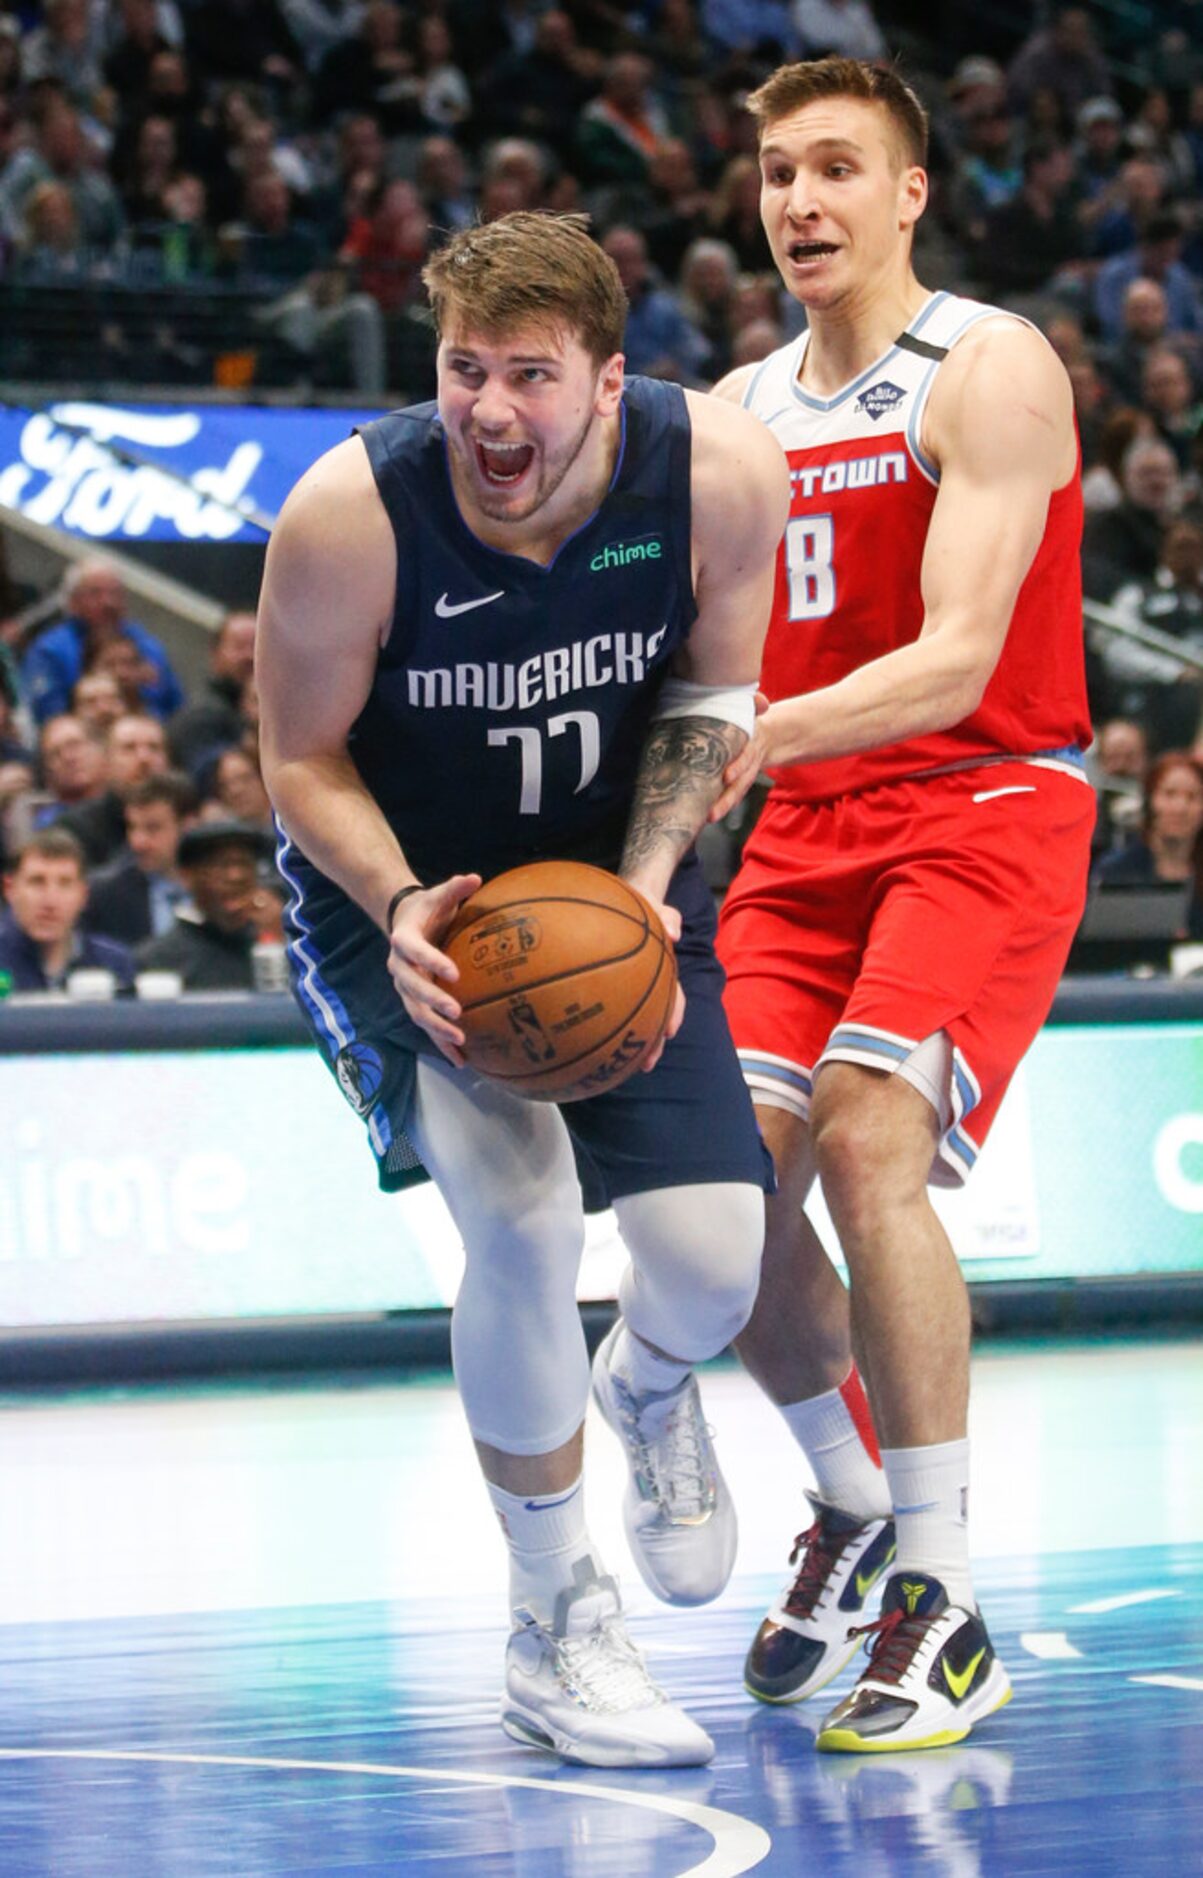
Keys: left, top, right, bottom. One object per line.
{"left": 741, "top": 291, "right": 1091, "bottom": 801}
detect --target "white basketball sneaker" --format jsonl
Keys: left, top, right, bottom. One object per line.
{"left": 501, "top": 1566, "right": 714, "bottom": 1768}
{"left": 591, "top": 1321, "right": 737, "bottom": 1605}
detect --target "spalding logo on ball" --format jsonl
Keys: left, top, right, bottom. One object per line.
{"left": 443, "top": 861, "right": 678, "bottom": 1102}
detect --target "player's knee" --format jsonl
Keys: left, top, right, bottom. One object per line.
{"left": 617, "top": 1181, "right": 764, "bottom": 1356}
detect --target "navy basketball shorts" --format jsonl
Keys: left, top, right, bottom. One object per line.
{"left": 277, "top": 837, "right": 773, "bottom": 1204}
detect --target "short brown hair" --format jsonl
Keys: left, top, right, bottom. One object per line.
{"left": 9, "top": 827, "right": 86, "bottom": 875}
{"left": 748, "top": 58, "right": 929, "bottom": 170}
{"left": 126, "top": 769, "right": 198, "bottom": 818}
{"left": 422, "top": 211, "right": 626, "bottom": 365}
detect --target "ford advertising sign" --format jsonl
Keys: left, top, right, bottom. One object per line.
{"left": 0, "top": 400, "right": 383, "bottom": 544}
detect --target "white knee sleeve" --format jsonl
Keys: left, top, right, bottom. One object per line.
{"left": 613, "top": 1181, "right": 765, "bottom": 1364}
{"left": 409, "top": 1058, "right": 591, "bottom": 1455}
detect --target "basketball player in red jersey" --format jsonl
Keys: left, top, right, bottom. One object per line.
{"left": 710, "top": 59, "right": 1094, "bottom": 1750}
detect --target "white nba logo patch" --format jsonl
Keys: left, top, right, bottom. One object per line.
{"left": 856, "top": 380, "right": 905, "bottom": 421}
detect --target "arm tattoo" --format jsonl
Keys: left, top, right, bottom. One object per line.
{"left": 620, "top": 715, "right": 745, "bottom": 876}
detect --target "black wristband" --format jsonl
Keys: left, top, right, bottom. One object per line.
{"left": 386, "top": 884, "right": 423, "bottom": 930}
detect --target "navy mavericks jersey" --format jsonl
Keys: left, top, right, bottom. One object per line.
{"left": 348, "top": 374, "right": 696, "bottom": 883}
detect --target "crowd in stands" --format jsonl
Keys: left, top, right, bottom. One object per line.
{"left": 0, "top": 2, "right": 1202, "bottom": 976}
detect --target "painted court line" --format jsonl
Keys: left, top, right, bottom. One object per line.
{"left": 1070, "top": 1589, "right": 1181, "bottom": 1615}
{"left": 0, "top": 1748, "right": 772, "bottom": 1878}
{"left": 1019, "top": 1632, "right": 1083, "bottom": 1660}
{"left": 1129, "top": 1675, "right": 1203, "bottom": 1695}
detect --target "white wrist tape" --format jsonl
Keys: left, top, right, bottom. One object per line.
{"left": 651, "top": 676, "right": 757, "bottom": 737}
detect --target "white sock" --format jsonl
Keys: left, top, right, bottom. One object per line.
{"left": 777, "top": 1368, "right": 891, "bottom": 1520}
{"left": 881, "top": 1439, "right": 975, "bottom": 1608}
{"left": 486, "top": 1475, "right": 600, "bottom": 1626}
{"left": 609, "top": 1321, "right": 690, "bottom": 1396}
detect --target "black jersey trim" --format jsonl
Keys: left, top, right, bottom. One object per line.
{"left": 896, "top": 332, "right": 949, "bottom": 363}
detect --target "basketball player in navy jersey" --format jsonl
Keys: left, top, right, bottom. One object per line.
{"left": 708, "top": 61, "right": 1094, "bottom": 1750}
{"left": 256, "top": 212, "right": 789, "bottom": 1768}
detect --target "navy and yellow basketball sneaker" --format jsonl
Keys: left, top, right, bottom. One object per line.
{"left": 817, "top": 1572, "right": 1012, "bottom": 1752}
{"left": 745, "top": 1493, "right": 896, "bottom": 1704}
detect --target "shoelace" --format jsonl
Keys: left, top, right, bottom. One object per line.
{"left": 615, "top": 1377, "right": 712, "bottom": 1521}
{"left": 845, "top": 1606, "right": 930, "bottom": 1684}
{"left": 556, "top": 1618, "right": 666, "bottom": 1713}
{"left": 782, "top": 1517, "right": 849, "bottom": 1619}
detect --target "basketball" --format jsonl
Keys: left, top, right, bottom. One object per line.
{"left": 442, "top": 861, "right": 678, "bottom": 1102}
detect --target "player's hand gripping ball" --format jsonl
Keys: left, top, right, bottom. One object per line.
{"left": 442, "top": 861, "right": 679, "bottom": 1101}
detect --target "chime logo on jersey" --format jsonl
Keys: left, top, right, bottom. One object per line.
{"left": 588, "top": 534, "right": 663, "bottom": 572}
{"left": 856, "top": 380, "right": 906, "bottom": 421}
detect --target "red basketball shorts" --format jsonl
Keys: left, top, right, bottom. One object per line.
{"left": 717, "top": 759, "right": 1095, "bottom": 1186}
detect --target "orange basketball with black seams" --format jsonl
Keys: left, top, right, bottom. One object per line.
{"left": 443, "top": 861, "right": 678, "bottom": 1102}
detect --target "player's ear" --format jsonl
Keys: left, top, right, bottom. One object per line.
{"left": 596, "top": 351, "right": 625, "bottom": 414}
{"left": 898, "top": 164, "right": 927, "bottom": 231}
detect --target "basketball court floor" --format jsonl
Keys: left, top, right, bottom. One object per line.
{"left": 0, "top": 1330, "right": 1199, "bottom": 1875}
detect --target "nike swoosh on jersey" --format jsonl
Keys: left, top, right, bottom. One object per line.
{"left": 943, "top": 1645, "right": 986, "bottom": 1701}
{"left": 435, "top": 589, "right": 505, "bottom": 617}
{"left": 972, "top": 785, "right": 1037, "bottom": 803}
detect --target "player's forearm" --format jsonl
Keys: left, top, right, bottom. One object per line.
{"left": 620, "top": 715, "right": 746, "bottom": 898}
{"left": 767, "top": 634, "right": 990, "bottom": 767}
{"left": 265, "top": 749, "right": 419, "bottom": 931}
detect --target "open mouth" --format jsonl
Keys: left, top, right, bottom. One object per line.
{"left": 475, "top": 440, "right": 536, "bottom": 486}
{"left": 788, "top": 240, "right": 839, "bottom": 264}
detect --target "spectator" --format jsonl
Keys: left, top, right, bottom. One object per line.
{"left": 309, "top": 111, "right": 390, "bottom": 247}
{"left": 479, "top": 138, "right": 549, "bottom": 214}
{"left": 1087, "top": 153, "right": 1168, "bottom": 261}
{"left": 0, "top": 828, "right": 135, "bottom": 992}
{"left": 36, "top": 714, "right": 108, "bottom": 823}
{"left": 119, "top": 112, "right": 180, "bottom": 226}
{"left": 1141, "top": 346, "right": 1203, "bottom": 471}
{"left": 708, "top": 154, "right": 774, "bottom": 273}
{"left": 205, "top": 744, "right": 273, "bottom": 831}
{"left": 104, "top": 0, "right": 173, "bottom": 115}
{"left": 945, "top": 93, "right": 1021, "bottom": 251}
{"left": 182, "top": 0, "right": 301, "bottom": 98}
{"left": 340, "top": 178, "right": 429, "bottom": 315}
{"left": 1094, "top": 749, "right": 1203, "bottom": 940}
{"left": 231, "top": 172, "right": 387, "bottom": 394}
{"left": 1082, "top": 436, "right": 1182, "bottom": 602}
{"left": 1102, "top": 516, "right": 1203, "bottom": 752}
{"left": 731, "top": 313, "right": 784, "bottom": 366}
{"left": 575, "top": 52, "right": 669, "bottom": 188}
{"left": 601, "top": 223, "right": 710, "bottom": 382}
{"left": 974, "top": 137, "right": 1085, "bottom": 300}
{"left": 0, "top": 656, "right": 30, "bottom": 764}
{"left": 792, "top": 0, "right": 886, "bottom": 61}
{"left": 1081, "top": 405, "right": 1156, "bottom": 512}
{"left": 676, "top": 235, "right": 740, "bottom": 380}
{"left": 478, "top": 9, "right": 598, "bottom": 160}
{"left": 1007, "top": 6, "right": 1112, "bottom": 123}
{"left": 1072, "top": 95, "right": 1127, "bottom": 226}
{"left": 1089, "top": 715, "right": 1149, "bottom": 854}
{"left": 1103, "top": 276, "right": 1174, "bottom": 403}
{"left": 168, "top": 610, "right": 257, "bottom": 777}
{"left": 411, "top": 16, "right": 472, "bottom": 134}
{"left": 415, "top": 134, "right": 475, "bottom": 237}
{"left": 71, "top": 670, "right": 126, "bottom": 736}
{"left": 700, "top": 0, "right": 798, "bottom": 59}
{"left": 0, "top": 94, "right": 125, "bottom": 251}
{"left": 85, "top": 769, "right": 198, "bottom": 945}
{"left": 9, "top": 180, "right": 108, "bottom": 285}
{"left": 311, "top": 1, "right": 420, "bottom": 134}
{"left": 136, "top": 819, "right": 274, "bottom": 989}
{"left": 21, "top": 559, "right": 184, "bottom": 726}
{"left": 1095, "top": 211, "right": 1203, "bottom": 346}
{"left": 1127, "top": 86, "right": 1196, "bottom": 198}
{"left": 20, "top": 0, "right": 105, "bottom": 112}
{"left": 59, "top": 710, "right": 169, "bottom": 868}
{"left": 1067, "top": 352, "right": 1110, "bottom": 469}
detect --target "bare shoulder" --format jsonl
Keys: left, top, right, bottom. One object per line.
{"left": 926, "top": 315, "right": 1074, "bottom": 473}
{"left": 709, "top": 361, "right": 759, "bottom": 406}
{"left": 685, "top": 386, "right": 790, "bottom": 548}
{"left": 261, "top": 435, "right": 395, "bottom": 642}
